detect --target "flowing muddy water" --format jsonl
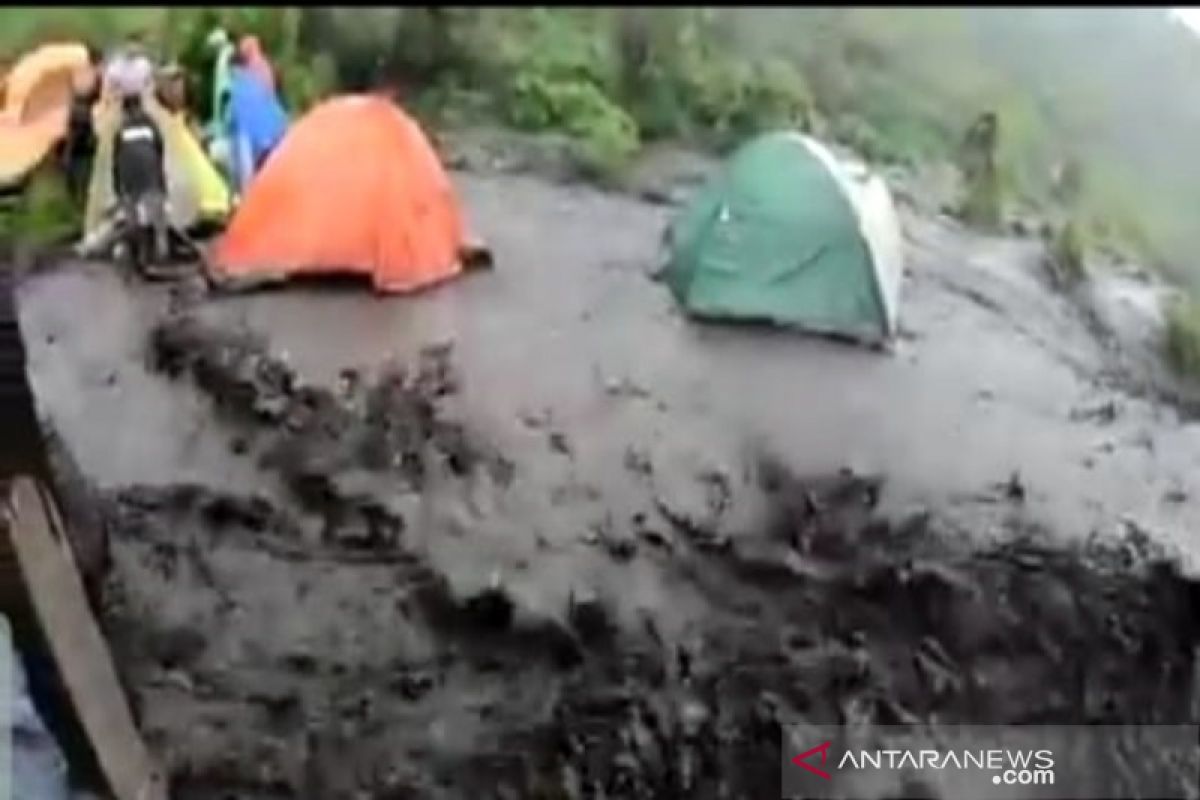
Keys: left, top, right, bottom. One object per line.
{"left": 13, "top": 165, "right": 1200, "bottom": 798}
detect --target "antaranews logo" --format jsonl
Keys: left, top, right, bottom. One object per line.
{"left": 791, "top": 741, "right": 833, "bottom": 780}
{"left": 783, "top": 734, "right": 1058, "bottom": 799}
{"left": 789, "top": 740, "right": 1054, "bottom": 781}
{"left": 782, "top": 724, "right": 1200, "bottom": 800}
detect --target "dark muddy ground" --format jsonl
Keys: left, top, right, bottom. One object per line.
{"left": 13, "top": 154, "right": 1200, "bottom": 798}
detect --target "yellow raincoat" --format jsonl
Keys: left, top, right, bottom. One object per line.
{"left": 84, "top": 88, "right": 230, "bottom": 238}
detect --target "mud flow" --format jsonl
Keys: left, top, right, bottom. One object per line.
{"left": 70, "top": 315, "right": 1198, "bottom": 799}
{"left": 14, "top": 158, "right": 1200, "bottom": 799}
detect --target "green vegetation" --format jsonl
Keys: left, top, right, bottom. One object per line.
{"left": 0, "top": 169, "right": 77, "bottom": 250}
{"left": 1045, "top": 219, "right": 1088, "bottom": 288}
{"left": 1165, "top": 296, "right": 1200, "bottom": 379}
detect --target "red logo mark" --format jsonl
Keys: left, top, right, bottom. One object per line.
{"left": 792, "top": 740, "right": 833, "bottom": 780}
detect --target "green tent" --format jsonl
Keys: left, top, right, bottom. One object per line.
{"left": 664, "top": 131, "right": 904, "bottom": 343}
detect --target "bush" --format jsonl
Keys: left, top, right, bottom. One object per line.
{"left": 0, "top": 168, "right": 78, "bottom": 249}
{"left": 740, "top": 57, "right": 814, "bottom": 132}
{"left": 492, "top": 11, "right": 638, "bottom": 180}
{"left": 0, "top": 8, "right": 161, "bottom": 57}
{"left": 1044, "top": 217, "right": 1087, "bottom": 288}
{"left": 276, "top": 50, "right": 337, "bottom": 113}
{"left": 508, "top": 73, "right": 639, "bottom": 181}
{"left": 411, "top": 79, "right": 494, "bottom": 128}
{"left": 615, "top": 10, "right": 813, "bottom": 146}
{"left": 681, "top": 56, "right": 811, "bottom": 145}
{"left": 568, "top": 100, "right": 640, "bottom": 182}
{"left": 1165, "top": 295, "right": 1200, "bottom": 379}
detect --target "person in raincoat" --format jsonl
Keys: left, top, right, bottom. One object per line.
{"left": 60, "top": 46, "right": 104, "bottom": 207}
{"left": 205, "top": 27, "right": 237, "bottom": 189}
{"left": 238, "top": 35, "right": 276, "bottom": 92}
{"left": 154, "top": 62, "right": 188, "bottom": 116}
{"left": 226, "top": 50, "right": 289, "bottom": 194}
{"left": 102, "top": 31, "right": 156, "bottom": 101}
{"left": 111, "top": 93, "right": 169, "bottom": 270}
{"left": 76, "top": 92, "right": 170, "bottom": 269}
{"left": 1045, "top": 156, "right": 1087, "bottom": 286}
{"left": 957, "top": 111, "right": 1002, "bottom": 231}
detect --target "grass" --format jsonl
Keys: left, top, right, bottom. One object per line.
{"left": 0, "top": 168, "right": 78, "bottom": 250}
{"left": 1164, "top": 295, "right": 1200, "bottom": 379}
{"left": 1044, "top": 217, "right": 1088, "bottom": 288}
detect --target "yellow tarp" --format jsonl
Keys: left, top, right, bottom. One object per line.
{"left": 2, "top": 42, "right": 90, "bottom": 122}
{"left": 0, "top": 42, "right": 93, "bottom": 187}
{"left": 84, "top": 94, "right": 231, "bottom": 236}
{"left": 0, "top": 113, "right": 69, "bottom": 187}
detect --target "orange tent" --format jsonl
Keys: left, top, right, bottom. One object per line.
{"left": 0, "top": 43, "right": 94, "bottom": 188}
{"left": 213, "top": 95, "right": 470, "bottom": 293}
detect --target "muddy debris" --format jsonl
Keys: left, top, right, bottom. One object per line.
{"left": 1069, "top": 398, "right": 1122, "bottom": 425}
{"left": 547, "top": 430, "right": 573, "bottom": 457}
{"left": 567, "top": 587, "right": 612, "bottom": 644}
{"left": 80, "top": 319, "right": 1200, "bottom": 799}
{"left": 1004, "top": 470, "right": 1027, "bottom": 503}
{"left": 1165, "top": 486, "right": 1190, "bottom": 505}
{"left": 148, "top": 315, "right": 512, "bottom": 542}
{"left": 604, "top": 376, "right": 652, "bottom": 400}
{"left": 462, "top": 580, "right": 517, "bottom": 632}
{"left": 99, "top": 452, "right": 1200, "bottom": 798}
{"left": 623, "top": 445, "right": 653, "bottom": 478}
{"left": 651, "top": 457, "right": 736, "bottom": 549}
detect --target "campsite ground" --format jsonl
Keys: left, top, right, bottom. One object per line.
{"left": 13, "top": 148, "right": 1200, "bottom": 797}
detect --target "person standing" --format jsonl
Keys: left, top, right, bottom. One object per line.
{"left": 205, "top": 29, "right": 236, "bottom": 144}
{"left": 227, "top": 50, "right": 289, "bottom": 193}
{"left": 1046, "top": 156, "right": 1087, "bottom": 286}
{"left": 112, "top": 94, "right": 169, "bottom": 271}
{"left": 957, "top": 111, "right": 1002, "bottom": 231}
{"left": 204, "top": 28, "right": 238, "bottom": 193}
{"left": 102, "top": 31, "right": 156, "bottom": 101}
{"left": 154, "top": 62, "right": 188, "bottom": 116}
{"left": 61, "top": 46, "right": 104, "bottom": 209}
{"left": 238, "top": 35, "right": 276, "bottom": 92}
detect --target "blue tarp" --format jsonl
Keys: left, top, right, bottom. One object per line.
{"left": 228, "top": 67, "right": 289, "bottom": 188}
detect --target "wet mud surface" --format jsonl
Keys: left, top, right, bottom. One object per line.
{"left": 103, "top": 322, "right": 1200, "bottom": 797}
{"left": 12, "top": 156, "right": 1200, "bottom": 798}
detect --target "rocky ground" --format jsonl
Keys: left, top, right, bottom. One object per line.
{"left": 13, "top": 147, "right": 1200, "bottom": 798}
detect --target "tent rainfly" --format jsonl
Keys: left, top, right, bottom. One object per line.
{"left": 664, "top": 131, "right": 905, "bottom": 344}
{"left": 212, "top": 94, "right": 475, "bottom": 294}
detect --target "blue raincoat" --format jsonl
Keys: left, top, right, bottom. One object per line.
{"left": 227, "top": 66, "right": 289, "bottom": 192}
